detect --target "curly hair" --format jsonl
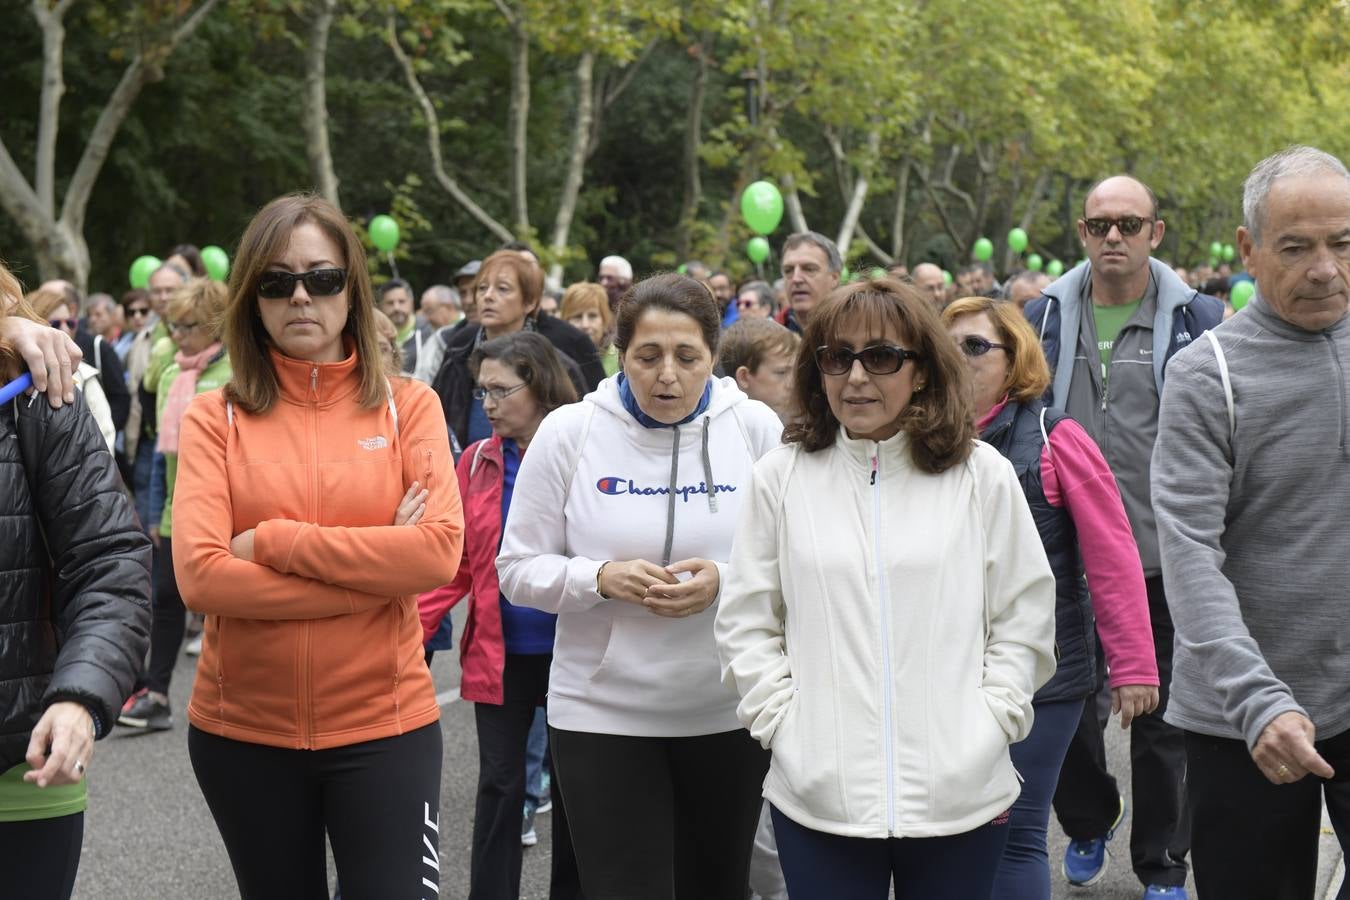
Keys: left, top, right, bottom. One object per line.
{"left": 785, "top": 277, "right": 975, "bottom": 474}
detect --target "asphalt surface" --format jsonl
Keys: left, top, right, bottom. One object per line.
{"left": 74, "top": 606, "right": 1343, "bottom": 899}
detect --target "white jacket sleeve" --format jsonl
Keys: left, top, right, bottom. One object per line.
{"left": 975, "top": 449, "right": 1057, "bottom": 743}
{"left": 714, "top": 449, "right": 795, "bottom": 749}
{"left": 496, "top": 407, "right": 608, "bottom": 614}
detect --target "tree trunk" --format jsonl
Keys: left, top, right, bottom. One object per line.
{"left": 507, "top": 19, "right": 531, "bottom": 233}
{"left": 547, "top": 51, "right": 595, "bottom": 287}
{"left": 890, "top": 156, "right": 911, "bottom": 262}
{"left": 385, "top": 13, "right": 514, "bottom": 244}
{"left": 675, "top": 35, "right": 708, "bottom": 262}
{"left": 783, "top": 173, "right": 807, "bottom": 233}
{"left": 302, "top": 0, "right": 340, "bottom": 208}
{"left": 835, "top": 129, "right": 880, "bottom": 256}
{"left": 33, "top": 0, "right": 74, "bottom": 216}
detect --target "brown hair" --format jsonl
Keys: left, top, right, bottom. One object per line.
{"left": 941, "top": 295, "right": 1050, "bottom": 403}
{"left": 559, "top": 282, "right": 611, "bottom": 332}
{"left": 370, "top": 308, "right": 403, "bottom": 377}
{"left": 474, "top": 250, "right": 544, "bottom": 322}
{"left": 470, "top": 331, "right": 578, "bottom": 413}
{"left": 0, "top": 261, "right": 43, "bottom": 373}
{"left": 26, "top": 287, "right": 73, "bottom": 320}
{"left": 785, "top": 277, "right": 975, "bottom": 473}
{"left": 167, "top": 278, "right": 230, "bottom": 342}
{"left": 719, "top": 317, "right": 799, "bottom": 377}
{"left": 222, "top": 193, "right": 385, "bottom": 414}
{"left": 614, "top": 274, "right": 721, "bottom": 358}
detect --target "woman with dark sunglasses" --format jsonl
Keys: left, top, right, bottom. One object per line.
{"left": 716, "top": 277, "right": 1057, "bottom": 900}
{"left": 942, "top": 295, "right": 1158, "bottom": 900}
{"left": 24, "top": 287, "right": 116, "bottom": 451}
{"left": 170, "top": 193, "right": 464, "bottom": 899}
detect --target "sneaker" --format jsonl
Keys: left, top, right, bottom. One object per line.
{"left": 535, "top": 772, "right": 553, "bottom": 815}
{"left": 1062, "top": 795, "right": 1126, "bottom": 886}
{"left": 1142, "top": 888, "right": 1188, "bottom": 900}
{"left": 521, "top": 809, "right": 538, "bottom": 847}
{"left": 184, "top": 633, "right": 203, "bottom": 656}
{"left": 118, "top": 690, "right": 173, "bottom": 730}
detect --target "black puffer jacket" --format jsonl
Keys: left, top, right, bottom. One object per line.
{"left": 0, "top": 388, "right": 152, "bottom": 772}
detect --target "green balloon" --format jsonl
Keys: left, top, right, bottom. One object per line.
{"left": 740, "top": 181, "right": 785, "bottom": 236}
{"left": 1209, "top": 241, "right": 1223, "bottom": 259}
{"left": 1230, "top": 280, "right": 1255, "bottom": 310}
{"left": 369, "top": 215, "right": 400, "bottom": 253}
{"left": 841, "top": 267, "right": 851, "bottom": 283}
{"left": 972, "top": 237, "right": 994, "bottom": 262}
{"left": 677, "top": 264, "right": 688, "bottom": 275}
{"left": 747, "top": 236, "right": 770, "bottom": 264}
{"left": 201, "top": 245, "right": 229, "bottom": 282}
{"left": 942, "top": 269, "right": 953, "bottom": 284}
{"left": 870, "top": 267, "right": 886, "bottom": 279}
{"left": 1222, "top": 243, "right": 1235, "bottom": 262}
{"left": 1007, "top": 228, "right": 1029, "bottom": 254}
{"left": 1046, "top": 259, "right": 1064, "bottom": 277}
{"left": 1027, "top": 254, "right": 1044, "bottom": 272}
{"left": 129, "top": 255, "right": 161, "bottom": 289}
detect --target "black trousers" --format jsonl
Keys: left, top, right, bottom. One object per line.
{"left": 189, "top": 722, "right": 442, "bottom": 900}
{"left": 1186, "top": 728, "right": 1350, "bottom": 900}
{"left": 551, "top": 725, "right": 769, "bottom": 900}
{"left": 1052, "top": 575, "right": 1189, "bottom": 887}
{"left": 0, "top": 812, "right": 84, "bottom": 900}
{"left": 145, "top": 535, "right": 186, "bottom": 695}
{"left": 470, "top": 653, "right": 580, "bottom": 900}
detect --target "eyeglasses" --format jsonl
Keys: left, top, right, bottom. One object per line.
{"left": 1083, "top": 216, "right": 1153, "bottom": 238}
{"left": 473, "top": 383, "right": 530, "bottom": 403}
{"left": 170, "top": 321, "right": 201, "bottom": 334}
{"left": 737, "top": 298, "right": 760, "bottom": 310}
{"left": 127, "top": 307, "right": 151, "bottom": 318}
{"left": 957, "top": 336, "right": 1011, "bottom": 357}
{"left": 257, "top": 267, "right": 347, "bottom": 300}
{"left": 815, "top": 344, "right": 922, "bottom": 376}
{"left": 48, "top": 317, "right": 78, "bottom": 331}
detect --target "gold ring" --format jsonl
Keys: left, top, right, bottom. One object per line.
{"left": 1277, "top": 764, "right": 1290, "bottom": 778}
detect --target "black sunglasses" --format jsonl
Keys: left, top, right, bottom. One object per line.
{"left": 815, "top": 344, "right": 922, "bottom": 376}
{"left": 1083, "top": 216, "right": 1153, "bottom": 238}
{"left": 257, "top": 267, "right": 347, "bottom": 300}
{"left": 958, "top": 336, "right": 1011, "bottom": 357}
{"left": 127, "top": 307, "right": 151, "bottom": 318}
{"left": 48, "top": 317, "right": 78, "bottom": 331}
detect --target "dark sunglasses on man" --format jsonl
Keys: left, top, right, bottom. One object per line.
{"left": 257, "top": 267, "right": 347, "bottom": 300}
{"left": 1082, "top": 216, "right": 1153, "bottom": 238}
{"left": 815, "top": 344, "right": 923, "bottom": 376}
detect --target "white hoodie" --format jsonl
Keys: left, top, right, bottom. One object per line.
{"left": 715, "top": 430, "right": 1056, "bottom": 838}
{"left": 497, "top": 375, "right": 783, "bottom": 736}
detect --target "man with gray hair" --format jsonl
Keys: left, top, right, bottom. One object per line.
{"left": 419, "top": 284, "right": 462, "bottom": 330}
{"left": 777, "top": 231, "right": 840, "bottom": 333}
{"left": 1151, "top": 145, "right": 1350, "bottom": 899}
{"left": 1026, "top": 175, "right": 1223, "bottom": 899}
{"left": 598, "top": 255, "right": 633, "bottom": 309}
{"left": 1004, "top": 270, "right": 1051, "bottom": 310}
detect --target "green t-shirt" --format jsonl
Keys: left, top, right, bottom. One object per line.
{"left": 0, "top": 763, "right": 86, "bottom": 822}
{"left": 1092, "top": 299, "right": 1142, "bottom": 384}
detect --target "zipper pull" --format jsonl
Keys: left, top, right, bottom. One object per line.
{"left": 310, "top": 367, "right": 318, "bottom": 398}
{"left": 870, "top": 454, "right": 879, "bottom": 486}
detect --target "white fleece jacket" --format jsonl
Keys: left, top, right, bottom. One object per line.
{"left": 497, "top": 375, "right": 783, "bottom": 736}
{"left": 715, "top": 430, "right": 1056, "bottom": 838}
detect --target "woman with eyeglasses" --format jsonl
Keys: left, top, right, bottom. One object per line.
{"left": 117, "top": 279, "right": 232, "bottom": 733}
{"left": 170, "top": 193, "right": 464, "bottom": 898}
{"left": 25, "top": 288, "right": 116, "bottom": 452}
{"left": 497, "top": 274, "right": 784, "bottom": 899}
{"left": 941, "top": 296, "right": 1158, "bottom": 900}
{"left": 715, "top": 278, "right": 1057, "bottom": 900}
{"left": 418, "top": 332, "right": 582, "bottom": 900}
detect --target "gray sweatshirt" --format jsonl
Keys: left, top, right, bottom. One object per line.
{"left": 1152, "top": 291, "right": 1350, "bottom": 748}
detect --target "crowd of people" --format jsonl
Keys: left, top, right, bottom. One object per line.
{"left": 1, "top": 144, "right": 1348, "bottom": 900}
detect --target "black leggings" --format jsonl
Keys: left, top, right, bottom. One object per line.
{"left": 146, "top": 535, "right": 185, "bottom": 695}
{"left": 550, "top": 726, "right": 770, "bottom": 900}
{"left": 0, "top": 812, "right": 84, "bottom": 900}
{"left": 189, "top": 723, "right": 442, "bottom": 900}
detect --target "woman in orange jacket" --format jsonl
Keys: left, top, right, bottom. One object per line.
{"left": 171, "top": 194, "right": 464, "bottom": 900}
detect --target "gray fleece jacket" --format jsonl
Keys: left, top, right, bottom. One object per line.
{"left": 1152, "top": 291, "right": 1350, "bottom": 748}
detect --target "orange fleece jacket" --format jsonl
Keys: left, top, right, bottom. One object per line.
{"left": 172, "top": 346, "right": 464, "bottom": 750}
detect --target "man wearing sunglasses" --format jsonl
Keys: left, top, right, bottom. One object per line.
{"left": 1025, "top": 175, "right": 1223, "bottom": 900}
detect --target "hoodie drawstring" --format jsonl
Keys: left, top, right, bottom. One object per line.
{"left": 701, "top": 416, "right": 718, "bottom": 514}
{"left": 660, "top": 416, "right": 720, "bottom": 568}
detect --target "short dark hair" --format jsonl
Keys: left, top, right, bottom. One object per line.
{"left": 782, "top": 232, "right": 842, "bottom": 274}
{"left": 469, "top": 331, "right": 578, "bottom": 413}
{"left": 166, "top": 244, "right": 207, "bottom": 278}
{"left": 614, "top": 274, "right": 722, "bottom": 358}
{"left": 785, "top": 277, "right": 975, "bottom": 474}
{"left": 378, "top": 278, "right": 415, "bottom": 304}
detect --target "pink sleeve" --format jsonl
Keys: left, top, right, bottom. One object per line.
{"left": 1042, "top": 417, "right": 1159, "bottom": 688}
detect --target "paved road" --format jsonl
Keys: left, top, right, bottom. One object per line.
{"left": 74, "top": 608, "right": 1342, "bottom": 899}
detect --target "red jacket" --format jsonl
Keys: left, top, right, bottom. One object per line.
{"left": 418, "top": 435, "right": 508, "bottom": 705}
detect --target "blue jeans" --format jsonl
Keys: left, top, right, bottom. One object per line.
{"left": 132, "top": 439, "right": 155, "bottom": 533}
{"left": 524, "top": 707, "right": 548, "bottom": 812}
{"left": 770, "top": 805, "right": 1010, "bottom": 900}
{"left": 992, "top": 697, "right": 1084, "bottom": 899}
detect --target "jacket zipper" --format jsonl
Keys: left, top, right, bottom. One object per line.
{"left": 871, "top": 451, "right": 897, "bottom": 835}
{"left": 300, "top": 366, "right": 320, "bottom": 748}
{"left": 1326, "top": 335, "right": 1348, "bottom": 455}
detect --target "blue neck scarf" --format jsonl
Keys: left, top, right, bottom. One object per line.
{"left": 618, "top": 373, "right": 712, "bottom": 429}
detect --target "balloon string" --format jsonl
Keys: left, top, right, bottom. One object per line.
{"left": 387, "top": 251, "right": 400, "bottom": 280}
